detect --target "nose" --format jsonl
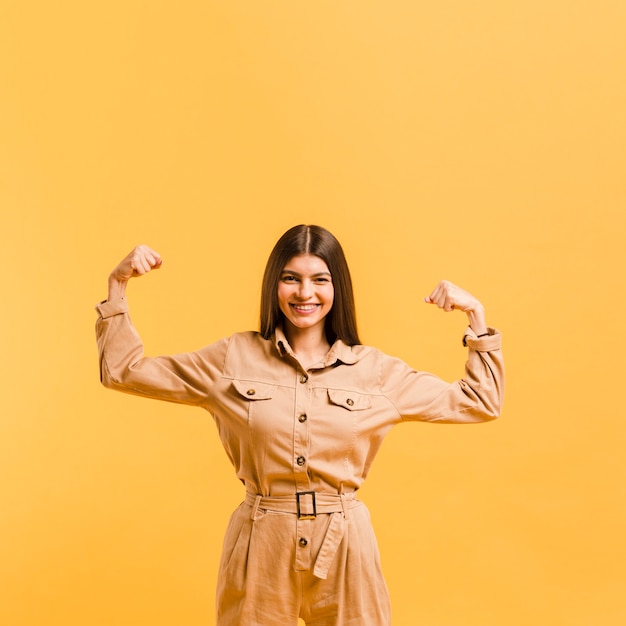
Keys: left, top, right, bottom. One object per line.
{"left": 297, "top": 279, "right": 313, "bottom": 299}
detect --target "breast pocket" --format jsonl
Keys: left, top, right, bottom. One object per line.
{"left": 230, "top": 380, "right": 290, "bottom": 467}
{"left": 230, "top": 379, "right": 280, "bottom": 436}
{"left": 327, "top": 389, "right": 372, "bottom": 411}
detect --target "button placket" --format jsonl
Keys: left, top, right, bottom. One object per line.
{"left": 293, "top": 369, "right": 312, "bottom": 492}
{"left": 294, "top": 518, "right": 312, "bottom": 571}
{"left": 293, "top": 367, "right": 313, "bottom": 572}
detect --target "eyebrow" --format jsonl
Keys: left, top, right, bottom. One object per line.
{"left": 280, "top": 269, "right": 332, "bottom": 278}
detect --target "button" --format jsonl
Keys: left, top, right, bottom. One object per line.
{"left": 346, "top": 398, "right": 354, "bottom": 406}
{"left": 299, "top": 538, "right": 308, "bottom": 547}
{"left": 298, "top": 414, "right": 307, "bottom": 423}
{"left": 246, "top": 389, "right": 256, "bottom": 396}
{"left": 296, "top": 456, "right": 306, "bottom": 466}
{"left": 300, "top": 374, "right": 308, "bottom": 384}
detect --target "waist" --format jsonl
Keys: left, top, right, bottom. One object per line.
{"left": 244, "top": 489, "right": 359, "bottom": 518}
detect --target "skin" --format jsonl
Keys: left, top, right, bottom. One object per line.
{"left": 107, "top": 245, "right": 489, "bottom": 363}
{"left": 107, "top": 244, "right": 163, "bottom": 301}
{"left": 277, "top": 254, "right": 335, "bottom": 368}
{"left": 424, "top": 280, "right": 488, "bottom": 336}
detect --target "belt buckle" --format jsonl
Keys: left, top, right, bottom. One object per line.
{"left": 296, "top": 491, "right": 316, "bottom": 520}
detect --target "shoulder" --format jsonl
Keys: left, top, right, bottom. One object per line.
{"left": 326, "top": 342, "right": 415, "bottom": 395}
{"left": 226, "top": 330, "right": 271, "bottom": 349}
{"left": 336, "top": 341, "right": 402, "bottom": 372}
{"left": 221, "top": 331, "right": 284, "bottom": 380}
{"left": 350, "top": 342, "right": 395, "bottom": 363}
{"left": 354, "top": 343, "right": 417, "bottom": 382}
{"left": 194, "top": 331, "right": 267, "bottom": 364}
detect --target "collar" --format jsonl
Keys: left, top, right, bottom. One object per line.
{"left": 273, "top": 327, "right": 360, "bottom": 367}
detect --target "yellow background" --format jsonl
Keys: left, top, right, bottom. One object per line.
{"left": 1, "top": 1, "right": 625, "bottom": 625}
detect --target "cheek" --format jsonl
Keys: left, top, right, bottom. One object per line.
{"left": 276, "top": 286, "right": 290, "bottom": 312}
{"left": 325, "top": 289, "right": 335, "bottom": 309}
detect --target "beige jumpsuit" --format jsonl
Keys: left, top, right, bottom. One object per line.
{"left": 96, "top": 298, "right": 504, "bottom": 626}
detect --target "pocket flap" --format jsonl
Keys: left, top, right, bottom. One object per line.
{"left": 327, "top": 389, "right": 372, "bottom": 411}
{"left": 232, "top": 380, "right": 277, "bottom": 400}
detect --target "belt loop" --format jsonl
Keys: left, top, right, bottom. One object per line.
{"left": 340, "top": 493, "right": 349, "bottom": 520}
{"left": 338, "top": 484, "right": 349, "bottom": 520}
{"left": 251, "top": 494, "right": 262, "bottom": 520}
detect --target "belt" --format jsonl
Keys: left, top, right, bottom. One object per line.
{"left": 244, "top": 490, "right": 360, "bottom": 579}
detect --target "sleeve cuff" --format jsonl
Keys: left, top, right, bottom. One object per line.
{"left": 95, "top": 298, "right": 129, "bottom": 319}
{"left": 462, "top": 327, "right": 501, "bottom": 350}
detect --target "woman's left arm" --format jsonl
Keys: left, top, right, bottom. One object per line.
{"left": 381, "top": 280, "right": 503, "bottom": 424}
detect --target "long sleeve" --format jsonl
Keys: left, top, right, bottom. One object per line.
{"left": 380, "top": 327, "right": 504, "bottom": 424}
{"left": 95, "top": 298, "right": 227, "bottom": 407}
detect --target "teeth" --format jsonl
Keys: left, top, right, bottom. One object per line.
{"left": 293, "top": 304, "right": 318, "bottom": 311}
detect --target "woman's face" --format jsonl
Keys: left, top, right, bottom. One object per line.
{"left": 277, "top": 254, "right": 334, "bottom": 335}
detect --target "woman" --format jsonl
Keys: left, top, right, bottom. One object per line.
{"left": 96, "top": 224, "right": 504, "bottom": 626}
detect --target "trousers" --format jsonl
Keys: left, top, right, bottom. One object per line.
{"left": 216, "top": 492, "right": 392, "bottom": 625}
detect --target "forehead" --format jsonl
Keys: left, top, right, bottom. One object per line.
{"left": 282, "top": 254, "right": 331, "bottom": 275}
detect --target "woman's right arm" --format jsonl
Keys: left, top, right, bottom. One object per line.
{"left": 96, "top": 245, "right": 224, "bottom": 407}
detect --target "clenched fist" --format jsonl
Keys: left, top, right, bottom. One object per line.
{"left": 107, "top": 245, "right": 162, "bottom": 300}
{"left": 424, "top": 280, "right": 488, "bottom": 335}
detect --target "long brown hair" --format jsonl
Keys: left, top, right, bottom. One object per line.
{"left": 260, "top": 225, "right": 361, "bottom": 346}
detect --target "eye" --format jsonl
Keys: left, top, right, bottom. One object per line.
{"left": 281, "top": 274, "right": 298, "bottom": 283}
{"left": 314, "top": 277, "right": 331, "bottom": 283}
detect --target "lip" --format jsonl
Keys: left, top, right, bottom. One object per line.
{"left": 289, "top": 303, "right": 321, "bottom": 314}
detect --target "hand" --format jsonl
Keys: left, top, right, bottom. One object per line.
{"left": 107, "top": 245, "right": 162, "bottom": 300}
{"left": 424, "top": 280, "right": 487, "bottom": 334}
{"left": 424, "top": 280, "right": 481, "bottom": 313}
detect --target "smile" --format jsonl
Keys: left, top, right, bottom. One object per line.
{"left": 290, "top": 304, "right": 321, "bottom": 313}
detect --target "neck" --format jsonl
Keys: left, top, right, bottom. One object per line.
{"left": 283, "top": 324, "right": 331, "bottom": 367}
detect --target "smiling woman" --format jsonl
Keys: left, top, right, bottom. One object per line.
{"left": 277, "top": 255, "right": 335, "bottom": 366}
{"left": 260, "top": 225, "right": 361, "bottom": 347}
{"left": 95, "top": 224, "right": 504, "bottom": 625}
